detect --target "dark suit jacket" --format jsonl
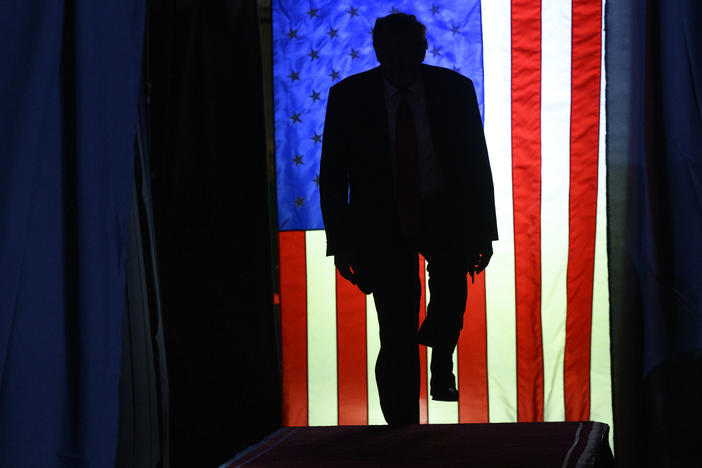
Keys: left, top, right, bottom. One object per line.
{"left": 320, "top": 64, "right": 498, "bottom": 263}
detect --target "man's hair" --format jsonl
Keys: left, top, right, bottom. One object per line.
{"left": 372, "top": 13, "right": 428, "bottom": 53}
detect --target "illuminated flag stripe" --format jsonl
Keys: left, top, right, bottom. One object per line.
{"left": 511, "top": 0, "right": 545, "bottom": 422}
{"left": 279, "top": 231, "right": 308, "bottom": 426}
{"left": 458, "top": 273, "right": 489, "bottom": 423}
{"left": 336, "top": 271, "right": 368, "bottom": 425}
{"left": 564, "top": 0, "right": 603, "bottom": 422}
{"left": 481, "top": 0, "right": 518, "bottom": 424}
{"left": 418, "top": 257, "right": 429, "bottom": 424}
{"left": 305, "top": 230, "right": 337, "bottom": 426}
{"left": 540, "top": 0, "right": 572, "bottom": 422}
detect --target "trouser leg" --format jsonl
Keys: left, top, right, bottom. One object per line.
{"left": 425, "top": 258, "right": 468, "bottom": 349}
{"left": 415, "top": 193, "right": 470, "bottom": 349}
{"left": 424, "top": 257, "right": 468, "bottom": 386}
{"left": 430, "top": 346, "right": 456, "bottom": 388}
{"left": 413, "top": 193, "right": 471, "bottom": 390}
{"left": 371, "top": 245, "right": 421, "bottom": 425}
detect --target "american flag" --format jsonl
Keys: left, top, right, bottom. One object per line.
{"left": 273, "top": 0, "right": 612, "bottom": 432}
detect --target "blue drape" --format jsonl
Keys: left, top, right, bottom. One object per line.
{"left": 0, "top": 1, "right": 145, "bottom": 466}
{"left": 607, "top": 0, "right": 702, "bottom": 464}
{"left": 637, "top": 0, "right": 702, "bottom": 376}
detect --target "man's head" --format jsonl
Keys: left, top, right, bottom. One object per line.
{"left": 372, "top": 13, "right": 428, "bottom": 89}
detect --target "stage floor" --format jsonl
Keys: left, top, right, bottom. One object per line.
{"left": 223, "top": 421, "right": 613, "bottom": 467}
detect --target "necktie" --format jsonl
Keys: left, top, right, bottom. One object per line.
{"left": 395, "top": 90, "right": 421, "bottom": 237}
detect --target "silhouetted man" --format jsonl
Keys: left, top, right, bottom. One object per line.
{"left": 320, "top": 13, "right": 497, "bottom": 425}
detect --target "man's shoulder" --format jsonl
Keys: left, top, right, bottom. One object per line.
{"left": 330, "top": 67, "right": 381, "bottom": 95}
{"left": 422, "top": 64, "right": 473, "bottom": 90}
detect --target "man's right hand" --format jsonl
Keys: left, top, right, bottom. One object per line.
{"left": 334, "top": 249, "right": 373, "bottom": 294}
{"left": 334, "top": 249, "right": 358, "bottom": 285}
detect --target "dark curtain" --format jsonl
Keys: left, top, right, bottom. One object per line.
{"left": 0, "top": 0, "right": 146, "bottom": 466}
{"left": 607, "top": 0, "right": 702, "bottom": 466}
{"left": 148, "top": 1, "right": 282, "bottom": 466}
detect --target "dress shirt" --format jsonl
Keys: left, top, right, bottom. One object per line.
{"left": 383, "top": 75, "right": 444, "bottom": 198}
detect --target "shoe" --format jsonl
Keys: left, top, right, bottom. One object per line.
{"left": 430, "top": 382, "right": 459, "bottom": 401}
{"left": 430, "top": 347, "right": 458, "bottom": 402}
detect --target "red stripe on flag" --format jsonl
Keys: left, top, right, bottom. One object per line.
{"left": 279, "top": 231, "right": 308, "bottom": 426}
{"left": 511, "top": 0, "right": 545, "bottom": 422}
{"left": 419, "top": 255, "right": 428, "bottom": 424}
{"left": 336, "top": 271, "right": 368, "bottom": 425}
{"left": 458, "top": 271, "right": 489, "bottom": 423}
{"left": 565, "top": 0, "right": 602, "bottom": 421}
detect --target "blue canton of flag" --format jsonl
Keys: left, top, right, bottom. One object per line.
{"left": 273, "top": 0, "right": 484, "bottom": 230}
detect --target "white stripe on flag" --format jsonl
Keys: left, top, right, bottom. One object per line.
{"left": 590, "top": 5, "right": 613, "bottom": 445}
{"left": 305, "top": 230, "right": 338, "bottom": 426}
{"left": 481, "top": 0, "right": 518, "bottom": 423}
{"left": 540, "top": 0, "right": 572, "bottom": 422}
{"left": 366, "top": 294, "right": 385, "bottom": 425}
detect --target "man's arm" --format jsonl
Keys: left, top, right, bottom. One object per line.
{"left": 464, "top": 79, "right": 497, "bottom": 278}
{"left": 320, "top": 84, "right": 374, "bottom": 293}
{"left": 319, "top": 85, "right": 351, "bottom": 257}
{"left": 466, "top": 78, "right": 498, "bottom": 240}
{"left": 319, "top": 85, "right": 364, "bottom": 287}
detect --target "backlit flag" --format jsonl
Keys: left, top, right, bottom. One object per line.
{"left": 273, "top": 0, "right": 611, "bottom": 432}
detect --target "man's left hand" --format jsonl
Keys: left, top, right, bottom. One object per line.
{"left": 472, "top": 242, "right": 493, "bottom": 275}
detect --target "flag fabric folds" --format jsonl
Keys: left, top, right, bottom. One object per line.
{"left": 273, "top": 0, "right": 611, "bottom": 431}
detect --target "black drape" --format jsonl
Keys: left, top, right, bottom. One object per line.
{"left": 147, "top": 1, "right": 281, "bottom": 466}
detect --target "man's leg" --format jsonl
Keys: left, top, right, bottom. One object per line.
{"left": 415, "top": 193, "right": 470, "bottom": 400}
{"left": 371, "top": 243, "right": 421, "bottom": 425}
{"left": 424, "top": 257, "right": 468, "bottom": 400}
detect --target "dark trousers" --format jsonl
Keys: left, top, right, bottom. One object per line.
{"left": 371, "top": 193, "right": 470, "bottom": 425}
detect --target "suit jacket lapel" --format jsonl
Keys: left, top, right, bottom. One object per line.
{"left": 421, "top": 65, "right": 446, "bottom": 160}
{"left": 366, "top": 67, "right": 392, "bottom": 160}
